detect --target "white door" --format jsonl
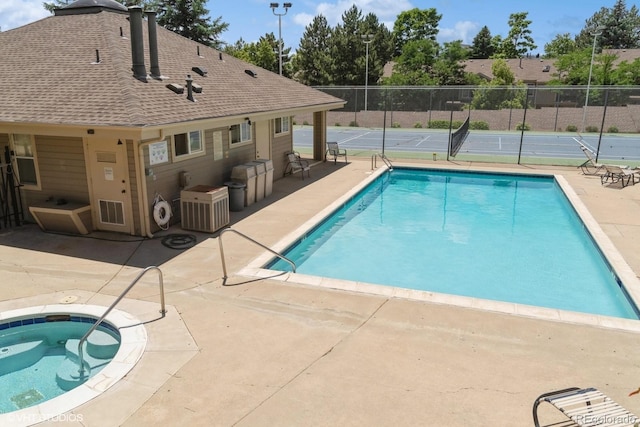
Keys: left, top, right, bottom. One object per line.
{"left": 255, "top": 121, "right": 271, "bottom": 159}
{"left": 87, "top": 139, "right": 132, "bottom": 233}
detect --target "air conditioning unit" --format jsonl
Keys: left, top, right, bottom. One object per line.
{"left": 180, "top": 185, "right": 229, "bottom": 233}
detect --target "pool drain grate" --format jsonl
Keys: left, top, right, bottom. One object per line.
{"left": 11, "top": 389, "right": 44, "bottom": 409}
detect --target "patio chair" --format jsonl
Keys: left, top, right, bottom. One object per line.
{"left": 324, "top": 141, "right": 347, "bottom": 164}
{"left": 284, "top": 151, "right": 310, "bottom": 180}
{"left": 578, "top": 145, "right": 606, "bottom": 175}
{"left": 533, "top": 387, "right": 639, "bottom": 427}
{"left": 601, "top": 165, "right": 640, "bottom": 188}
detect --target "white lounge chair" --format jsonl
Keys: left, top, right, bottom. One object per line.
{"left": 601, "top": 165, "right": 640, "bottom": 187}
{"left": 533, "top": 387, "right": 639, "bottom": 427}
{"left": 578, "top": 145, "right": 606, "bottom": 175}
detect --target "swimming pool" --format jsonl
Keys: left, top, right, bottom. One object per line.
{"left": 0, "top": 314, "right": 120, "bottom": 414}
{"left": 0, "top": 305, "right": 147, "bottom": 426}
{"left": 268, "top": 168, "right": 639, "bottom": 319}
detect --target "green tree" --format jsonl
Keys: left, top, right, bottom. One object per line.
{"left": 330, "top": 6, "right": 363, "bottom": 85}
{"left": 383, "top": 39, "right": 439, "bottom": 85}
{"left": 470, "top": 26, "right": 494, "bottom": 59}
{"left": 432, "top": 40, "right": 470, "bottom": 85}
{"left": 612, "top": 58, "right": 640, "bottom": 84}
{"left": 575, "top": 0, "right": 640, "bottom": 49}
{"left": 391, "top": 8, "right": 441, "bottom": 57}
{"left": 503, "top": 12, "right": 536, "bottom": 59}
{"left": 470, "top": 59, "right": 527, "bottom": 110}
{"left": 152, "top": 0, "right": 228, "bottom": 48}
{"left": 291, "top": 15, "right": 333, "bottom": 85}
{"left": 544, "top": 33, "right": 577, "bottom": 58}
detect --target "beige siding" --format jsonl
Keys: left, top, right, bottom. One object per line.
{"left": 143, "top": 126, "right": 257, "bottom": 231}
{"left": 126, "top": 140, "right": 142, "bottom": 236}
{"left": 23, "top": 136, "right": 89, "bottom": 208}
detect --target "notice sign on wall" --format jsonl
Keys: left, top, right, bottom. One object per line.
{"left": 149, "top": 140, "right": 169, "bottom": 165}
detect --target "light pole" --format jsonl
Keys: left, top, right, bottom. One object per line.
{"left": 361, "top": 34, "right": 373, "bottom": 111}
{"left": 582, "top": 25, "right": 605, "bottom": 132}
{"left": 270, "top": 2, "right": 292, "bottom": 76}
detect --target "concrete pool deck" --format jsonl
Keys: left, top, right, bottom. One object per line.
{"left": 2, "top": 157, "right": 640, "bottom": 426}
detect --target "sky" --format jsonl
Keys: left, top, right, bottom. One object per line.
{"left": 0, "top": 0, "right": 615, "bottom": 55}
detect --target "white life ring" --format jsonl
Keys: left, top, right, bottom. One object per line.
{"left": 153, "top": 200, "right": 172, "bottom": 227}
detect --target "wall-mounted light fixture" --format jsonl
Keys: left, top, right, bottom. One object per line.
{"left": 245, "top": 117, "right": 252, "bottom": 126}
{"left": 117, "top": 139, "right": 123, "bottom": 145}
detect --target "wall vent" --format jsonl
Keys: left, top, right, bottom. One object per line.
{"left": 192, "top": 66, "right": 207, "bottom": 77}
{"left": 166, "top": 83, "right": 184, "bottom": 94}
{"left": 245, "top": 69, "right": 257, "bottom": 78}
{"left": 99, "top": 200, "right": 125, "bottom": 225}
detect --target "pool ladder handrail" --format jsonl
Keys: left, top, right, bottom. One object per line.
{"left": 218, "top": 228, "right": 296, "bottom": 280}
{"left": 77, "top": 266, "right": 166, "bottom": 377}
{"left": 371, "top": 153, "right": 393, "bottom": 171}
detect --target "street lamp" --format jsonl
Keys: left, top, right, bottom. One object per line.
{"left": 582, "top": 25, "right": 605, "bottom": 132}
{"left": 362, "top": 34, "right": 373, "bottom": 111}
{"left": 270, "top": 2, "right": 292, "bottom": 76}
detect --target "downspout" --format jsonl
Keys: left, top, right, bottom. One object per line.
{"left": 137, "top": 130, "right": 164, "bottom": 238}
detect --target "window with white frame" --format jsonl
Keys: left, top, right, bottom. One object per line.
{"left": 12, "top": 134, "right": 39, "bottom": 187}
{"left": 229, "top": 122, "right": 252, "bottom": 145}
{"left": 173, "top": 130, "right": 203, "bottom": 159}
{"left": 274, "top": 117, "right": 290, "bottom": 135}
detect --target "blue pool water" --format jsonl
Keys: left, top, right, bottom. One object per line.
{"left": 270, "top": 168, "right": 639, "bottom": 319}
{"left": 0, "top": 315, "right": 121, "bottom": 414}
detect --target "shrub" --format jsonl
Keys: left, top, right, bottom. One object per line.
{"left": 428, "top": 120, "right": 463, "bottom": 129}
{"left": 516, "top": 122, "right": 531, "bottom": 131}
{"left": 585, "top": 125, "right": 599, "bottom": 133}
{"left": 391, "top": 122, "right": 401, "bottom": 128}
{"left": 335, "top": 122, "right": 341, "bottom": 126}
{"left": 303, "top": 120, "right": 309, "bottom": 126}
{"left": 414, "top": 122, "right": 423, "bottom": 128}
{"left": 470, "top": 121, "right": 489, "bottom": 130}
{"left": 349, "top": 121, "right": 359, "bottom": 127}
{"left": 566, "top": 124, "right": 577, "bottom": 132}
{"left": 607, "top": 126, "right": 619, "bottom": 133}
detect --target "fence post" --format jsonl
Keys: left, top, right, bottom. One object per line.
{"left": 517, "top": 88, "right": 530, "bottom": 165}
{"left": 595, "top": 88, "right": 609, "bottom": 163}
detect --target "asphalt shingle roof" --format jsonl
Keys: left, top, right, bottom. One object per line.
{"left": 0, "top": 7, "right": 344, "bottom": 128}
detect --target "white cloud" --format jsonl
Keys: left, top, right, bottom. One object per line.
{"left": 0, "top": 0, "right": 51, "bottom": 31}
{"left": 438, "top": 20, "right": 479, "bottom": 44}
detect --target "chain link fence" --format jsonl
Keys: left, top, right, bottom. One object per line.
{"left": 294, "top": 86, "right": 640, "bottom": 166}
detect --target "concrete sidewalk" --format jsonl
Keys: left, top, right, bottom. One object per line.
{"left": 2, "top": 157, "right": 640, "bottom": 426}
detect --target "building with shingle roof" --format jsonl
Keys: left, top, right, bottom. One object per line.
{"left": 0, "top": 0, "right": 344, "bottom": 236}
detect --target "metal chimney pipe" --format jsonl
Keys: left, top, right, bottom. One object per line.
{"left": 186, "top": 75, "right": 194, "bottom": 102}
{"left": 128, "top": 6, "right": 147, "bottom": 80}
{"left": 145, "top": 11, "right": 161, "bottom": 79}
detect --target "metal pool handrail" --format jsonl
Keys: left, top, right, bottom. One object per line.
{"left": 77, "top": 266, "right": 166, "bottom": 377}
{"left": 218, "top": 228, "right": 296, "bottom": 280}
{"left": 371, "top": 153, "right": 393, "bottom": 171}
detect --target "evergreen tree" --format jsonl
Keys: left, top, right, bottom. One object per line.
{"left": 575, "top": 0, "right": 640, "bottom": 49}
{"left": 152, "top": 0, "right": 228, "bottom": 49}
{"left": 470, "top": 26, "right": 494, "bottom": 59}
{"left": 291, "top": 15, "right": 333, "bottom": 85}
{"left": 330, "top": 6, "right": 365, "bottom": 85}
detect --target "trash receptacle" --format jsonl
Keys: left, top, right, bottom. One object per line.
{"left": 254, "top": 159, "right": 274, "bottom": 197}
{"left": 231, "top": 164, "right": 256, "bottom": 206}
{"left": 247, "top": 161, "right": 266, "bottom": 202}
{"left": 224, "top": 181, "right": 246, "bottom": 212}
